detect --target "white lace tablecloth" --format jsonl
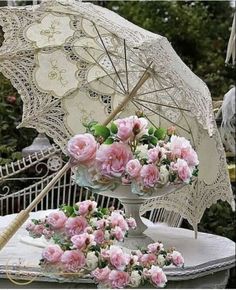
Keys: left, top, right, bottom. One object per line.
{"left": 0, "top": 210, "right": 235, "bottom": 288}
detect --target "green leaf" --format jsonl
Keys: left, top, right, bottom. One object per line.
{"left": 99, "top": 260, "right": 108, "bottom": 268}
{"left": 93, "top": 124, "right": 110, "bottom": 139}
{"left": 100, "top": 208, "right": 109, "bottom": 215}
{"left": 149, "top": 136, "right": 157, "bottom": 146}
{"left": 165, "top": 260, "right": 172, "bottom": 266}
{"left": 89, "top": 245, "right": 101, "bottom": 252}
{"left": 104, "top": 137, "right": 114, "bottom": 144}
{"left": 31, "top": 219, "right": 39, "bottom": 225}
{"left": 61, "top": 205, "right": 75, "bottom": 217}
{"left": 11, "top": 152, "right": 22, "bottom": 160}
{"left": 148, "top": 127, "right": 154, "bottom": 135}
{"left": 192, "top": 167, "right": 199, "bottom": 176}
{"left": 154, "top": 128, "right": 166, "bottom": 140}
{"left": 2, "top": 124, "right": 9, "bottom": 130}
{"left": 169, "top": 173, "right": 177, "bottom": 182}
{"left": 94, "top": 211, "right": 104, "bottom": 218}
{"left": 162, "top": 158, "right": 171, "bottom": 165}
{"left": 133, "top": 265, "right": 143, "bottom": 271}
{"left": 110, "top": 123, "right": 118, "bottom": 134}
{"left": 87, "top": 121, "right": 98, "bottom": 128}
{"left": 139, "top": 134, "right": 149, "bottom": 141}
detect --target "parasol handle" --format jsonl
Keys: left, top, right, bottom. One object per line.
{"left": 0, "top": 210, "right": 29, "bottom": 251}
{"left": 103, "top": 69, "right": 151, "bottom": 126}
{"left": 0, "top": 162, "right": 70, "bottom": 251}
{"left": 0, "top": 65, "right": 151, "bottom": 251}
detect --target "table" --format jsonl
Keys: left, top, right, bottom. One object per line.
{"left": 0, "top": 211, "right": 235, "bottom": 288}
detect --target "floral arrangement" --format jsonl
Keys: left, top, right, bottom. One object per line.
{"left": 67, "top": 115, "right": 199, "bottom": 194}
{"left": 26, "top": 200, "right": 184, "bottom": 288}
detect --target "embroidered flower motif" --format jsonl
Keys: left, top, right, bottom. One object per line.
{"left": 35, "top": 50, "right": 78, "bottom": 97}
{"left": 25, "top": 14, "right": 74, "bottom": 47}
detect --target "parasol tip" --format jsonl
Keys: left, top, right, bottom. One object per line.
{"left": 16, "top": 122, "right": 24, "bottom": 129}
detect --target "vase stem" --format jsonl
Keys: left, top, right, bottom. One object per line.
{"left": 120, "top": 198, "right": 147, "bottom": 238}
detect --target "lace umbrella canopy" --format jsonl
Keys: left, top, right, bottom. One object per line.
{"left": 0, "top": 0, "right": 234, "bottom": 234}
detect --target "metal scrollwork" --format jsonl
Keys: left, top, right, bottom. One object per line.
{"left": 47, "top": 155, "right": 63, "bottom": 171}
{"left": 0, "top": 186, "right": 10, "bottom": 197}
{"left": 35, "top": 161, "right": 49, "bottom": 178}
{"left": 0, "top": 146, "right": 65, "bottom": 216}
{"left": 0, "top": 152, "right": 62, "bottom": 198}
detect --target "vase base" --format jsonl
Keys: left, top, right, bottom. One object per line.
{"left": 117, "top": 234, "right": 154, "bottom": 250}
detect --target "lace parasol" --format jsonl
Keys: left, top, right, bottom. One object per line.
{"left": 0, "top": 0, "right": 234, "bottom": 243}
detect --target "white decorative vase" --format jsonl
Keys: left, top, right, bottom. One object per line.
{"left": 98, "top": 183, "right": 184, "bottom": 249}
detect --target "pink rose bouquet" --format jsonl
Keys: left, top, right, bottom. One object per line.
{"left": 26, "top": 200, "right": 184, "bottom": 288}
{"left": 67, "top": 115, "right": 198, "bottom": 195}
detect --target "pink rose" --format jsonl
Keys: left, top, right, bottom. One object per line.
{"left": 61, "top": 250, "right": 86, "bottom": 272}
{"left": 67, "top": 133, "right": 98, "bottom": 165}
{"left": 130, "top": 254, "right": 139, "bottom": 264}
{"left": 142, "top": 268, "right": 150, "bottom": 278}
{"left": 167, "top": 126, "right": 176, "bottom": 136}
{"left": 77, "top": 200, "right": 97, "bottom": 216}
{"left": 96, "top": 219, "right": 109, "bottom": 229}
{"left": 148, "top": 265, "right": 167, "bottom": 287}
{"left": 109, "top": 270, "right": 130, "bottom": 289}
{"left": 112, "top": 226, "right": 125, "bottom": 241}
{"left": 26, "top": 221, "right": 35, "bottom": 232}
{"left": 140, "top": 164, "right": 159, "bottom": 187}
{"left": 132, "top": 116, "right": 148, "bottom": 138}
{"left": 110, "top": 211, "right": 128, "bottom": 231}
{"left": 127, "top": 217, "right": 137, "bottom": 229}
{"left": 169, "top": 135, "right": 198, "bottom": 169}
{"left": 169, "top": 135, "right": 191, "bottom": 159}
{"left": 96, "top": 143, "right": 132, "bottom": 178}
{"left": 42, "top": 245, "right": 63, "bottom": 263}
{"left": 171, "top": 159, "right": 192, "bottom": 183}
{"left": 148, "top": 147, "right": 161, "bottom": 164}
{"left": 47, "top": 211, "right": 67, "bottom": 229}
{"left": 85, "top": 226, "right": 93, "bottom": 234}
{"left": 92, "top": 266, "right": 111, "bottom": 283}
{"left": 147, "top": 242, "right": 164, "bottom": 254}
{"left": 126, "top": 159, "right": 142, "bottom": 178}
{"left": 133, "top": 250, "right": 142, "bottom": 258}
{"left": 139, "top": 253, "right": 157, "bottom": 267}
{"left": 71, "top": 233, "right": 95, "bottom": 249}
{"left": 181, "top": 147, "right": 199, "bottom": 168}
{"left": 109, "top": 246, "right": 130, "bottom": 271}
{"left": 42, "top": 228, "right": 53, "bottom": 240}
{"left": 94, "top": 229, "right": 105, "bottom": 244}
{"left": 65, "top": 216, "right": 88, "bottom": 236}
{"left": 114, "top": 117, "right": 134, "bottom": 142}
{"left": 101, "top": 249, "right": 110, "bottom": 260}
{"left": 160, "top": 146, "right": 168, "bottom": 160}
{"left": 170, "top": 250, "right": 184, "bottom": 267}
{"left": 33, "top": 224, "right": 45, "bottom": 237}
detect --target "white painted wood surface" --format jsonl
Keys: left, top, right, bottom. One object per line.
{"left": 0, "top": 210, "right": 235, "bottom": 288}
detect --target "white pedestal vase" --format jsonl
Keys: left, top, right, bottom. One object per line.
{"left": 118, "top": 195, "right": 153, "bottom": 249}
{"left": 98, "top": 184, "right": 184, "bottom": 249}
